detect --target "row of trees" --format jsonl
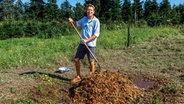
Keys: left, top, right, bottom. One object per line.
{"left": 0, "top": 0, "right": 184, "bottom": 26}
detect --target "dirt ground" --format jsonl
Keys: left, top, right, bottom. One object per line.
{"left": 0, "top": 36, "right": 184, "bottom": 103}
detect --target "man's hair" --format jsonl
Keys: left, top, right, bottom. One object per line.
{"left": 86, "top": 4, "right": 95, "bottom": 11}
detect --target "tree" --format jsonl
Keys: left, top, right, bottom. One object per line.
{"left": 159, "top": 0, "right": 171, "bottom": 16}
{"left": 147, "top": 13, "right": 161, "bottom": 26}
{"left": 144, "top": 0, "right": 152, "bottom": 20}
{"left": 174, "top": 4, "right": 184, "bottom": 24}
{"left": 133, "top": 0, "right": 144, "bottom": 25}
{"left": 99, "top": 0, "right": 112, "bottom": 22}
{"left": 170, "top": 8, "right": 181, "bottom": 25}
{"left": 48, "top": 0, "right": 56, "bottom": 3}
{"left": 121, "top": 0, "right": 132, "bottom": 22}
{"left": 111, "top": 0, "right": 121, "bottom": 21}
{"left": 14, "top": 0, "right": 24, "bottom": 20}
{"left": 152, "top": 0, "right": 158, "bottom": 13}
{"left": 28, "top": 0, "right": 45, "bottom": 20}
{"left": 73, "top": 3, "right": 85, "bottom": 20}
{"left": 159, "top": 0, "right": 171, "bottom": 25}
{"left": 44, "top": 0, "right": 60, "bottom": 21}
{"left": 144, "top": 0, "right": 158, "bottom": 20}
{"left": 0, "top": 0, "right": 16, "bottom": 20}
{"left": 60, "top": 0, "right": 74, "bottom": 20}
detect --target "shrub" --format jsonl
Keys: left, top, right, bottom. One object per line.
{"left": 25, "top": 21, "right": 41, "bottom": 37}
{"left": 147, "top": 13, "right": 161, "bottom": 27}
{"left": 37, "top": 21, "right": 75, "bottom": 38}
{"left": 0, "top": 21, "right": 27, "bottom": 39}
{"left": 137, "top": 19, "right": 148, "bottom": 27}
{"left": 0, "top": 20, "right": 73, "bottom": 40}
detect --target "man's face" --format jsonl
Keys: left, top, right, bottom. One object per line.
{"left": 87, "top": 6, "right": 94, "bottom": 17}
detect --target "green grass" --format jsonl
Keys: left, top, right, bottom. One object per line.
{"left": 0, "top": 36, "right": 79, "bottom": 69}
{"left": 0, "top": 26, "right": 182, "bottom": 69}
{"left": 98, "top": 26, "right": 181, "bottom": 49}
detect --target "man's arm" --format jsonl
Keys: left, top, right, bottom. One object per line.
{"left": 81, "top": 35, "right": 97, "bottom": 43}
{"left": 68, "top": 17, "right": 77, "bottom": 27}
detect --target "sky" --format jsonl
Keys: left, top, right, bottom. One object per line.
{"left": 21, "top": 0, "right": 184, "bottom": 7}
{"left": 21, "top": 0, "right": 85, "bottom": 6}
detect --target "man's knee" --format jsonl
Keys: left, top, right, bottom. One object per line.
{"left": 74, "top": 58, "right": 79, "bottom": 63}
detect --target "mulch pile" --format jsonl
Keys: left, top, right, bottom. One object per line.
{"left": 71, "top": 70, "right": 141, "bottom": 104}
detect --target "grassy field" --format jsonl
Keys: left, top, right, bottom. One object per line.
{"left": 0, "top": 26, "right": 181, "bottom": 69}
{"left": 0, "top": 26, "right": 184, "bottom": 103}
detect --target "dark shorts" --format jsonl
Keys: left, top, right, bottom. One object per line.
{"left": 75, "top": 44, "right": 96, "bottom": 62}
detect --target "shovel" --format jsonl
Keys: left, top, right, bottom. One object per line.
{"left": 69, "top": 21, "right": 101, "bottom": 70}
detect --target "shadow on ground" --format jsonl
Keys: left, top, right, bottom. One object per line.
{"left": 19, "top": 71, "right": 71, "bottom": 81}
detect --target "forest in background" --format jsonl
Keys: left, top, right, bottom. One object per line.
{"left": 0, "top": 0, "right": 184, "bottom": 39}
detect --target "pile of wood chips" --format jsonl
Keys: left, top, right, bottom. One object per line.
{"left": 72, "top": 70, "right": 141, "bottom": 104}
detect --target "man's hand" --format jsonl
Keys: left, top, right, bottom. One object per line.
{"left": 81, "top": 39, "right": 87, "bottom": 43}
{"left": 68, "top": 17, "right": 74, "bottom": 23}
{"left": 69, "top": 17, "right": 77, "bottom": 27}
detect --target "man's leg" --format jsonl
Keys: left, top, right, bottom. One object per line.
{"left": 74, "top": 58, "right": 80, "bottom": 76}
{"left": 71, "top": 58, "right": 82, "bottom": 83}
{"left": 89, "top": 61, "right": 95, "bottom": 74}
{"left": 87, "top": 47, "right": 96, "bottom": 75}
{"left": 71, "top": 45, "right": 86, "bottom": 83}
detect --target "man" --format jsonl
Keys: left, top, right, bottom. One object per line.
{"left": 68, "top": 4, "right": 100, "bottom": 83}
